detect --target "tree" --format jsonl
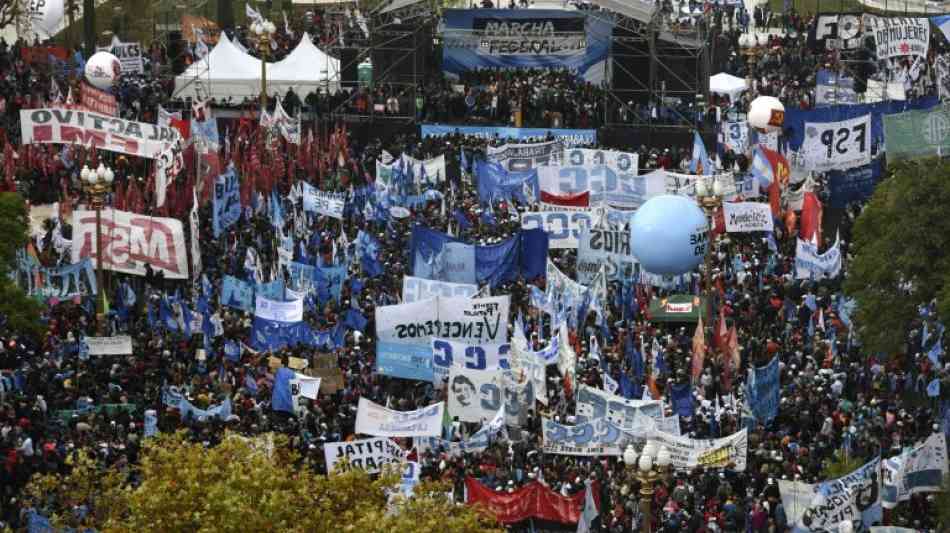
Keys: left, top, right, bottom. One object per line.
{"left": 0, "top": 0, "right": 27, "bottom": 31}
{"left": 844, "top": 157, "right": 950, "bottom": 356}
{"left": 0, "top": 193, "right": 42, "bottom": 338}
{"left": 26, "top": 432, "right": 502, "bottom": 533}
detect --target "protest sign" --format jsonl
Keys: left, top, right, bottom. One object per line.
{"left": 402, "top": 276, "right": 477, "bottom": 303}
{"left": 84, "top": 336, "right": 133, "bottom": 355}
{"left": 574, "top": 385, "right": 663, "bottom": 427}
{"left": 487, "top": 140, "right": 562, "bottom": 171}
{"left": 97, "top": 35, "right": 144, "bottom": 73}
{"left": 20, "top": 108, "right": 180, "bottom": 159}
{"left": 354, "top": 397, "right": 444, "bottom": 437}
{"left": 213, "top": 167, "right": 241, "bottom": 237}
{"left": 791, "top": 457, "right": 882, "bottom": 531}
{"left": 723, "top": 202, "right": 774, "bottom": 233}
{"left": 324, "top": 437, "right": 405, "bottom": 474}
{"left": 795, "top": 236, "right": 842, "bottom": 280}
{"left": 542, "top": 417, "right": 630, "bottom": 456}
{"left": 649, "top": 429, "right": 749, "bottom": 471}
{"left": 309, "top": 354, "right": 345, "bottom": 393}
{"left": 520, "top": 210, "right": 593, "bottom": 249}
{"left": 301, "top": 183, "right": 345, "bottom": 219}
{"left": 722, "top": 121, "right": 749, "bottom": 154}
{"left": 448, "top": 367, "right": 504, "bottom": 423}
{"left": 254, "top": 295, "right": 303, "bottom": 323}
{"left": 507, "top": 339, "right": 548, "bottom": 406}
{"left": 749, "top": 356, "right": 780, "bottom": 424}
{"left": 577, "top": 226, "right": 638, "bottom": 283}
{"left": 802, "top": 114, "right": 871, "bottom": 172}
{"left": 863, "top": 16, "right": 929, "bottom": 59}
{"left": 72, "top": 209, "right": 188, "bottom": 279}
{"left": 432, "top": 338, "right": 509, "bottom": 387}
{"left": 375, "top": 299, "right": 439, "bottom": 380}
{"left": 882, "top": 432, "right": 948, "bottom": 508}
{"left": 79, "top": 82, "right": 117, "bottom": 116}
{"left": 502, "top": 372, "right": 535, "bottom": 427}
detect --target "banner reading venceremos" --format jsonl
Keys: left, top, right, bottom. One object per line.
{"left": 20, "top": 108, "right": 180, "bottom": 158}
{"left": 883, "top": 103, "right": 950, "bottom": 160}
{"left": 72, "top": 209, "right": 188, "bottom": 279}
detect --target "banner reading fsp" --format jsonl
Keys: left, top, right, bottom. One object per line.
{"left": 354, "top": 397, "right": 444, "bottom": 437}
{"left": 72, "top": 209, "right": 188, "bottom": 279}
{"left": 442, "top": 9, "right": 613, "bottom": 82}
{"left": 20, "top": 108, "right": 180, "bottom": 158}
{"left": 802, "top": 114, "right": 871, "bottom": 172}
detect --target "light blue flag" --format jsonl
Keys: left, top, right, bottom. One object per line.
{"left": 271, "top": 367, "right": 295, "bottom": 413}
{"left": 144, "top": 410, "right": 158, "bottom": 437}
{"left": 929, "top": 338, "right": 943, "bottom": 366}
{"left": 689, "top": 130, "right": 712, "bottom": 175}
{"left": 577, "top": 481, "right": 598, "bottom": 533}
{"left": 928, "top": 378, "right": 941, "bottom": 398}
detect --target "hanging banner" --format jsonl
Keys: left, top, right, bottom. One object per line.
{"left": 421, "top": 124, "right": 595, "bottom": 147}
{"left": 828, "top": 160, "right": 883, "bottom": 208}
{"left": 431, "top": 337, "right": 509, "bottom": 387}
{"left": 576, "top": 226, "right": 638, "bottom": 284}
{"left": 212, "top": 167, "right": 241, "bottom": 237}
{"left": 487, "top": 140, "right": 563, "bottom": 171}
{"left": 401, "top": 276, "right": 478, "bottom": 303}
{"left": 723, "top": 202, "right": 774, "bottom": 233}
{"left": 574, "top": 385, "right": 663, "bottom": 427}
{"left": 36, "top": 259, "right": 97, "bottom": 299}
{"left": 863, "top": 16, "right": 929, "bottom": 60}
{"left": 649, "top": 429, "right": 749, "bottom": 472}
{"left": 20, "top": 108, "right": 181, "bottom": 159}
{"left": 464, "top": 477, "right": 599, "bottom": 525}
{"left": 84, "top": 335, "right": 133, "bottom": 355}
{"left": 790, "top": 457, "right": 883, "bottom": 531}
{"left": 882, "top": 103, "right": 950, "bottom": 161}
{"left": 80, "top": 82, "right": 118, "bottom": 117}
{"left": 301, "top": 183, "right": 345, "bottom": 219}
{"left": 542, "top": 417, "right": 630, "bottom": 456}
{"left": 564, "top": 148, "right": 639, "bottom": 177}
{"left": 520, "top": 210, "right": 593, "bottom": 249}
{"left": 323, "top": 437, "right": 406, "bottom": 475}
{"left": 71, "top": 209, "right": 188, "bottom": 279}
{"left": 377, "top": 154, "right": 446, "bottom": 188}
{"left": 795, "top": 236, "right": 842, "bottom": 280}
{"left": 882, "top": 432, "right": 949, "bottom": 508}
{"left": 96, "top": 36, "right": 144, "bottom": 74}
{"left": 447, "top": 367, "right": 504, "bottom": 423}
{"left": 354, "top": 397, "right": 444, "bottom": 437}
{"left": 801, "top": 114, "right": 871, "bottom": 172}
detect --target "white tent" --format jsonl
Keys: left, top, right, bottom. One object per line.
{"left": 709, "top": 72, "right": 748, "bottom": 100}
{"left": 174, "top": 33, "right": 340, "bottom": 101}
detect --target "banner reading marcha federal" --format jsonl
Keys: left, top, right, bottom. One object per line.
{"left": 323, "top": 437, "right": 406, "bottom": 475}
{"left": 354, "top": 397, "right": 444, "bottom": 437}
{"left": 20, "top": 108, "right": 180, "bottom": 159}
{"left": 72, "top": 209, "right": 188, "bottom": 279}
{"left": 649, "top": 428, "right": 749, "bottom": 472}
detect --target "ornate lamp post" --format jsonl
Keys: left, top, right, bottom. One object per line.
{"left": 252, "top": 20, "right": 277, "bottom": 111}
{"left": 623, "top": 442, "right": 672, "bottom": 533}
{"left": 694, "top": 175, "right": 726, "bottom": 324}
{"left": 81, "top": 163, "right": 115, "bottom": 336}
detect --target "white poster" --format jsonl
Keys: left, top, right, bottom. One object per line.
{"left": 288, "top": 374, "right": 320, "bottom": 415}
{"left": 520, "top": 210, "right": 593, "bottom": 249}
{"left": 254, "top": 295, "right": 304, "bottom": 322}
{"left": 447, "top": 367, "right": 504, "bottom": 423}
{"left": 576, "top": 226, "right": 638, "bottom": 284}
{"left": 402, "top": 276, "right": 477, "bottom": 303}
{"left": 790, "top": 457, "right": 882, "bottom": 531}
{"left": 71, "top": 209, "right": 188, "bottom": 279}
{"left": 354, "top": 397, "right": 444, "bottom": 437}
{"left": 436, "top": 295, "right": 510, "bottom": 345}
{"left": 97, "top": 36, "right": 144, "bottom": 74}
{"left": 85, "top": 335, "right": 133, "bottom": 355}
{"left": 488, "top": 140, "right": 562, "bottom": 171}
{"left": 723, "top": 202, "right": 774, "bottom": 233}
{"left": 431, "top": 337, "right": 509, "bottom": 387}
{"left": 28, "top": 0, "right": 65, "bottom": 39}
{"left": 722, "top": 121, "right": 749, "bottom": 154}
{"left": 649, "top": 429, "right": 749, "bottom": 472}
{"left": 795, "top": 236, "right": 842, "bottom": 280}
{"left": 863, "top": 16, "right": 929, "bottom": 60}
{"left": 802, "top": 114, "right": 872, "bottom": 172}
{"left": 882, "top": 432, "right": 948, "bottom": 508}
{"left": 508, "top": 339, "right": 548, "bottom": 406}
{"left": 324, "top": 437, "right": 405, "bottom": 474}
{"left": 574, "top": 385, "right": 663, "bottom": 427}
{"left": 301, "top": 183, "right": 345, "bottom": 219}
{"left": 20, "top": 109, "right": 181, "bottom": 159}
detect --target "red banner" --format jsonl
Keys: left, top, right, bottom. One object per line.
{"left": 21, "top": 46, "right": 69, "bottom": 64}
{"left": 464, "top": 477, "right": 599, "bottom": 525}
{"left": 540, "top": 190, "right": 589, "bottom": 207}
{"left": 80, "top": 82, "right": 118, "bottom": 117}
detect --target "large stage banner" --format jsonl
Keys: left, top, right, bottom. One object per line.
{"left": 442, "top": 9, "right": 613, "bottom": 82}
{"left": 421, "top": 124, "right": 595, "bottom": 146}
{"left": 72, "top": 209, "right": 188, "bottom": 279}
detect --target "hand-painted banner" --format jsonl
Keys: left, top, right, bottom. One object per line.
{"left": 431, "top": 337, "right": 509, "bottom": 386}
{"left": 421, "top": 124, "right": 596, "bottom": 146}
{"left": 882, "top": 432, "right": 948, "bottom": 508}
{"left": 84, "top": 335, "right": 133, "bottom": 355}
{"left": 212, "top": 167, "right": 241, "bottom": 237}
{"left": 863, "top": 16, "right": 929, "bottom": 59}
{"left": 72, "top": 209, "right": 188, "bottom": 279}
{"left": 576, "top": 226, "right": 638, "bottom": 284}
{"left": 20, "top": 108, "right": 180, "bottom": 158}
{"left": 789, "top": 457, "right": 882, "bottom": 531}
{"left": 301, "top": 183, "right": 345, "bottom": 219}
{"left": 802, "top": 114, "right": 871, "bottom": 172}
{"left": 721, "top": 120, "right": 749, "bottom": 153}
{"left": 254, "top": 295, "right": 303, "bottom": 323}
{"left": 221, "top": 275, "right": 254, "bottom": 311}
{"left": 574, "top": 385, "right": 663, "bottom": 427}
{"left": 402, "top": 276, "right": 477, "bottom": 303}
{"left": 795, "top": 236, "right": 842, "bottom": 280}
{"left": 542, "top": 417, "right": 630, "bottom": 456}
{"left": 97, "top": 36, "right": 144, "bottom": 73}
{"left": 354, "top": 397, "right": 444, "bottom": 437}
{"left": 415, "top": 405, "right": 506, "bottom": 457}
{"left": 520, "top": 210, "right": 592, "bottom": 249}
{"left": 487, "top": 140, "right": 563, "bottom": 171}
{"left": 723, "top": 202, "right": 774, "bottom": 233}
{"left": 323, "top": 437, "right": 405, "bottom": 475}
{"left": 448, "top": 367, "right": 504, "bottom": 423}
{"left": 649, "top": 429, "right": 749, "bottom": 472}
{"left": 563, "top": 148, "right": 639, "bottom": 177}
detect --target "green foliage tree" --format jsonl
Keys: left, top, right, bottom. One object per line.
{"left": 820, "top": 449, "right": 864, "bottom": 480}
{"left": 26, "top": 432, "right": 502, "bottom": 533}
{"left": 844, "top": 157, "right": 950, "bottom": 356}
{"left": 0, "top": 192, "right": 43, "bottom": 338}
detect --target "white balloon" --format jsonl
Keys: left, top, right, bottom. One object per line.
{"left": 748, "top": 95, "right": 785, "bottom": 132}
{"left": 85, "top": 51, "right": 121, "bottom": 90}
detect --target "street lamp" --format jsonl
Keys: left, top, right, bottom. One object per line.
{"left": 252, "top": 20, "right": 277, "bottom": 111}
{"left": 623, "top": 442, "right": 672, "bottom": 533}
{"left": 694, "top": 174, "right": 726, "bottom": 325}
{"left": 81, "top": 163, "right": 115, "bottom": 336}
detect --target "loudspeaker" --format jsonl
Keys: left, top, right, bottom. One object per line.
{"left": 339, "top": 49, "right": 359, "bottom": 88}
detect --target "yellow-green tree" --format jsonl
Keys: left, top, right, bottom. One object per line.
{"left": 26, "top": 432, "right": 501, "bottom": 533}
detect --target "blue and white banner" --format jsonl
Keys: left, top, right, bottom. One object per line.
{"left": 795, "top": 236, "right": 842, "bottom": 280}
{"left": 749, "top": 356, "right": 780, "bottom": 424}
{"left": 251, "top": 295, "right": 309, "bottom": 351}
{"left": 574, "top": 384, "right": 663, "bottom": 427}
{"left": 576, "top": 226, "right": 637, "bottom": 284}
{"left": 448, "top": 367, "right": 504, "bottom": 423}
{"left": 790, "top": 457, "right": 882, "bottom": 531}
{"left": 402, "top": 276, "right": 478, "bottom": 303}
{"left": 301, "top": 182, "right": 345, "bottom": 219}
{"left": 802, "top": 114, "right": 872, "bottom": 172}
{"left": 355, "top": 397, "right": 444, "bottom": 437}
{"left": 221, "top": 275, "right": 254, "bottom": 311}
{"left": 487, "top": 140, "right": 562, "bottom": 172}
{"left": 432, "top": 337, "right": 509, "bottom": 387}
{"left": 882, "top": 433, "right": 948, "bottom": 509}
{"left": 40, "top": 258, "right": 97, "bottom": 298}
{"left": 415, "top": 405, "right": 506, "bottom": 457}
{"left": 255, "top": 295, "right": 303, "bottom": 322}
{"left": 442, "top": 9, "right": 613, "bottom": 82}
{"left": 413, "top": 240, "right": 477, "bottom": 284}
{"left": 421, "top": 124, "right": 596, "bottom": 146}
{"left": 542, "top": 417, "right": 630, "bottom": 456}
{"left": 564, "top": 148, "right": 639, "bottom": 177}
{"left": 649, "top": 429, "right": 749, "bottom": 472}
{"left": 212, "top": 167, "right": 241, "bottom": 238}
{"left": 828, "top": 159, "right": 882, "bottom": 208}
{"left": 721, "top": 121, "right": 749, "bottom": 154}
{"left": 520, "top": 210, "right": 592, "bottom": 249}
{"left": 287, "top": 261, "right": 317, "bottom": 294}
{"left": 323, "top": 437, "right": 406, "bottom": 475}
{"left": 723, "top": 202, "right": 774, "bottom": 233}
{"left": 376, "top": 155, "right": 446, "bottom": 190}
{"left": 162, "top": 386, "right": 232, "bottom": 422}
{"left": 475, "top": 159, "right": 538, "bottom": 204}
{"left": 816, "top": 69, "right": 858, "bottom": 107}
{"left": 508, "top": 339, "right": 548, "bottom": 405}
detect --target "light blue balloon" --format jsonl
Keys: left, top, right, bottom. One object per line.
{"left": 629, "top": 195, "right": 708, "bottom": 276}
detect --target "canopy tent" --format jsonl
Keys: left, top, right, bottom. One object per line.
{"left": 174, "top": 33, "right": 340, "bottom": 101}
{"left": 647, "top": 295, "right": 706, "bottom": 323}
{"left": 709, "top": 72, "right": 748, "bottom": 100}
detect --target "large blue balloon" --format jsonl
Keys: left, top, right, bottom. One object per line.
{"left": 629, "top": 195, "right": 708, "bottom": 276}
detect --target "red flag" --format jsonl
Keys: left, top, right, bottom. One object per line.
{"left": 691, "top": 316, "right": 706, "bottom": 384}
{"left": 539, "top": 190, "right": 590, "bottom": 207}
{"left": 760, "top": 147, "right": 789, "bottom": 218}
{"left": 799, "top": 191, "right": 823, "bottom": 245}
{"left": 714, "top": 307, "right": 728, "bottom": 350}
